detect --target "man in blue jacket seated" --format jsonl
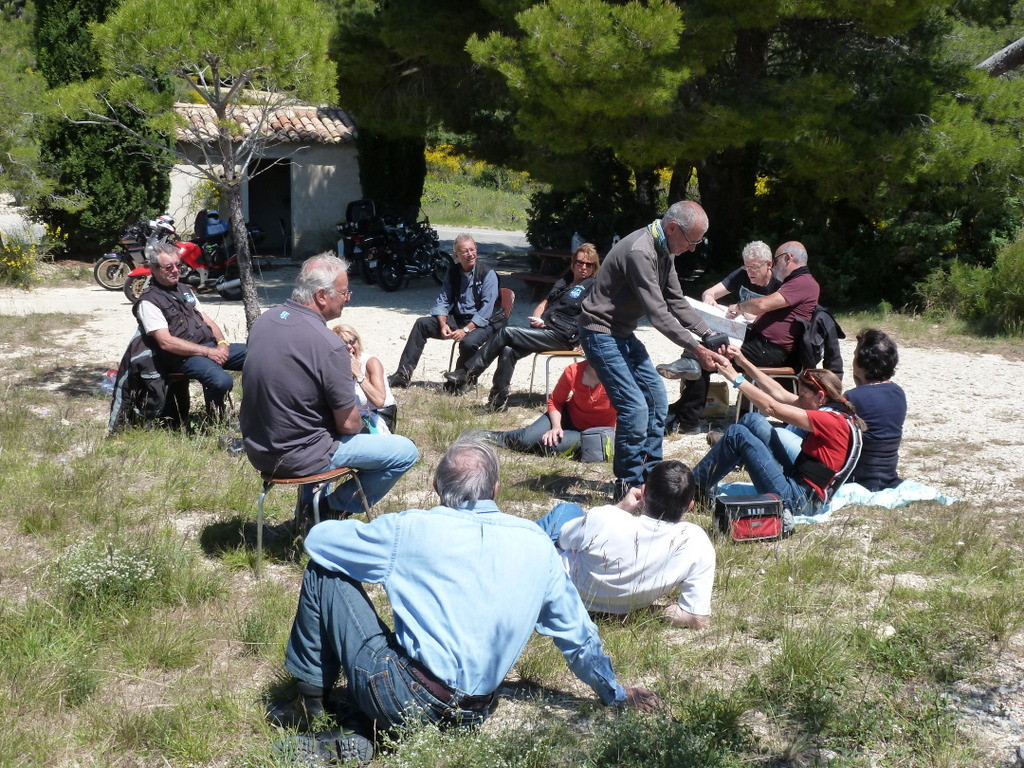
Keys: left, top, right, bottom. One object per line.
{"left": 270, "top": 433, "right": 662, "bottom": 766}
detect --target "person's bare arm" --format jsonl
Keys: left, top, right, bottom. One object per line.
{"left": 663, "top": 604, "right": 709, "bottom": 629}
{"left": 701, "top": 282, "right": 728, "bottom": 305}
{"left": 148, "top": 328, "right": 227, "bottom": 363}
{"left": 719, "top": 359, "right": 811, "bottom": 430}
{"left": 333, "top": 404, "right": 363, "bottom": 435}
{"left": 541, "top": 409, "right": 564, "bottom": 447}
{"left": 199, "top": 312, "right": 226, "bottom": 343}
{"left": 726, "top": 290, "right": 788, "bottom": 319}
{"left": 358, "top": 356, "right": 388, "bottom": 408}
{"left": 729, "top": 348, "right": 799, "bottom": 404}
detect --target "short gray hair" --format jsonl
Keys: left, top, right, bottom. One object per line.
{"left": 147, "top": 241, "right": 178, "bottom": 267}
{"left": 453, "top": 234, "right": 476, "bottom": 252}
{"left": 779, "top": 241, "right": 809, "bottom": 266}
{"left": 741, "top": 241, "right": 772, "bottom": 265}
{"left": 662, "top": 201, "right": 704, "bottom": 232}
{"left": 435, "top": 432, "right": 499, "bottom": 508}
{"left": 292, "top": 252, "right": 349, "bottom": 304}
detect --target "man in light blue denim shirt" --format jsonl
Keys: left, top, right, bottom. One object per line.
{"left": 272, "top": 433, "right": 661, "bottom": 765}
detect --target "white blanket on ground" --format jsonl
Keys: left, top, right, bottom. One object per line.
{"left": 715, "top": 480, "right": 958, "bottom": 525}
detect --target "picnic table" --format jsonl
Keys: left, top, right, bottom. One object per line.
{"left": 510, "top": 249, "right": 573, "bottom": 302}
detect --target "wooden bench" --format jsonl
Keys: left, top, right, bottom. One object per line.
{"left": 511, "top": 249, "right": 574, "bottom": 301}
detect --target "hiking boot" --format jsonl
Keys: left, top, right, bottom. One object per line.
{"left": 272, "top": 730, "right": 373, "bottom": 767}
{"left": 656, "top": 355, "right": 702, "bottom": 381}
{"left": 706, "top": 430, "right": 723, "bottom": 448}
{"left": 267, "top": 682, "right": 327, "bottom": 730}
{"left": 387, "top": 371, "right": 411, "bottom": 389}
{"left": 485, "top": 389, "right": 509, "bottom": 412}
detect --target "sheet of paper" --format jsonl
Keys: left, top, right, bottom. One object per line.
{"left": 685, "top": 296, "right": 749, "bottom": 346}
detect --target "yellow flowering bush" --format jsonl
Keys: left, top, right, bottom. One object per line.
{"left": 0, "top": 223, "right": 68, "bottom": 287}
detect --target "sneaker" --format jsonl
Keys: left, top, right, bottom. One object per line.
{"left": 273, "top": 730, "right": 373, "bottom": 767}
{"left": 656, "top": 356, "right": 702, "bottom": 381}
{"left": 706, "top": 430, "right": 723, "bottom": 448}
{"left": 387, "top": 371, "right": 410, "bottom": 389}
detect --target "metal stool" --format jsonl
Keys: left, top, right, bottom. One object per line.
{"left": 528, "top": 349, "right": 584, "bottom": 396}
{"left": 255, "top": 466, "right": 370, "bottom": 576}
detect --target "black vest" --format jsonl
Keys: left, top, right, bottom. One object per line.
{"left": 134, "top": 282, "right": 214, "bottom": 369}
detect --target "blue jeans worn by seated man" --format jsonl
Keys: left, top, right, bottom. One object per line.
{"left": 317, "top": 434, "right": 419, "bottom": 517}
{"left": 579, "top": 328, "right": 667, "bottom": 489}
{"left": 692, "top": 411, "right": 817, "bottom": 516}
{"left": 176, "top": 341, "right": 247, "bottom": 407}
{"left": 285, "top": 563, "right": 493, "bottom": 730}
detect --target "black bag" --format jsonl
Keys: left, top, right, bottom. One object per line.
{"left": 714, "top": 494, "right": 789, "bottom": 542}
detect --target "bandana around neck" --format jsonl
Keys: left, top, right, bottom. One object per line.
{"left": 647, "top": 220, "right": 669, "bottom": 259}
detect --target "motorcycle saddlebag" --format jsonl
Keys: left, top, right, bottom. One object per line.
{"left": 714, "top": 493, "right": 786, "bottom": 542}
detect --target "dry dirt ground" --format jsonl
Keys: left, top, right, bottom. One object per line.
{"left": 2, "top": 245, "right": 1024, "bottom": 764}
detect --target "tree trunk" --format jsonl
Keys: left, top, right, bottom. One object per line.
{"left": 697, "top": 145, "right": 759, "bottom": 274}
{"left": 226, "top": 187, "right": 261, "bottom": 330}
{"left": 977, "top": 35, "right": 1024, "bottom": 77}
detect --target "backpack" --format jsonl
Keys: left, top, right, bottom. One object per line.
{"left": 107, "top": 330, "right": 169, "bottom": 433}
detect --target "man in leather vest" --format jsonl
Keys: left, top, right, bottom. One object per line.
{"left": 134, "top": 242, "right": 246, "bottom": 418}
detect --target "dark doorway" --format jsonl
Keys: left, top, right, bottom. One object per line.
{"left": 248, "top": 159, "right": 291, "bottom": 256}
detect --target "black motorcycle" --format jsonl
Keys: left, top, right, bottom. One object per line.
{"left": 337, "top": 199, "right": 385, "bottom": 285}
{"left": 373, "top": 216, "right": 454, "bottom": 292}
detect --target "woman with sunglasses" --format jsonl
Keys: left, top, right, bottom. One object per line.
{"left": 332, "top": 324, "right": 398, "bottom": 434}
{"left": 692, "top": 348, "right": 865, "bottom": 517}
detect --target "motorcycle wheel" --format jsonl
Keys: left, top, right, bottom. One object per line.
{"left": 376, "top": 253, "right": 405, "bottom": 292}
{"left": 123, "top": 274, "right": 151, "bottom": 303}
{"left": 358, "top": 254, "right": 377, "bottom": 285}
{"left": 93, "top": 256, "right": 130, "bottom": 290}
{"left": 431, "top": 251, "right": 455, "bottom": 284}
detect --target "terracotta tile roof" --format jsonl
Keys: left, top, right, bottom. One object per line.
{"left": 174, "top": 102, "right": 356, "bottom": 145}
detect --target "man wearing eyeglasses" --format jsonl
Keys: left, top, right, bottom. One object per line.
{"left": 443, "top": 242, "right": 601, "bottom": 411}
{"left": 578, "top": 201, "right": 728, "bottom": 502}
{"left": 660, "top": 240, "right": 782, "bottom": 433}
{"left": 240, "top": 253, "right": 418, "bottom": 520}
{"left": 726, "top": 241, "right": 819, "bottom": 367}
{"left": 133, "top": 241, "right": 246, "bottom": 419}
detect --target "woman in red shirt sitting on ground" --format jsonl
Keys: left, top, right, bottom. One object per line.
{"left": 488, "top": 359, "right": 616, "bottom": 457}
{"left": 693, "top": 348, "right": 864, "bottom": 517}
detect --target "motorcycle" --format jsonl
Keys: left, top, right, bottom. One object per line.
{"left": 337, "top": 199, "right": 386, "bottom": 285}
{"left": 92, "top": 216, "right": 176, "bottom": 291}
{"left": 122, "top": 221, "right": 264, "bottom": 303}
{"left": 373, "top": 215, "right": 454, "bottom": 292}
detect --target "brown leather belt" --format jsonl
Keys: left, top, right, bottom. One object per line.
{"left": 405, "top": 662, "right": 496, "bottom": 712}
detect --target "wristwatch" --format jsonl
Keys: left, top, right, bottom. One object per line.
{"left": 355, "top": 375, "right": 365, "bottom": 384}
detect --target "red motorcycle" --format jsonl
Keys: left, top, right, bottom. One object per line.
{"left": 122, "top": 240, "right": 243, "bottom": 303}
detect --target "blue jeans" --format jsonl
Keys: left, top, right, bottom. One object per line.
{"left": 579, "top": 329, "right": 667, "bottom": 488}
{"left": 317, "top": 434, "right": 419, "bottom": 516}
{"left": 285, "top": 564, "right": 492, "bottom": 730}
{"left": 692, "top": 412, "right": 817, "bottom": 515}
{"left": 534, "top": 502, "right": 585, "bottom": 546}
{"left": 177, "top": 342, "right": 246, "bottom": 406}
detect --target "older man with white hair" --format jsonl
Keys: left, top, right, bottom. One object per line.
{"left": 240, "top": 253, "right": 418, "bottom": 519}
{"left": 660, "top": 240, "right": 781, "bottom": 433}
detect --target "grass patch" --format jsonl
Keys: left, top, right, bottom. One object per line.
{"left": 0, "top": 310, "right": 1022, "bottom": 766}
{"left": 422, "top": 177, "right": 531, "bottom": 230}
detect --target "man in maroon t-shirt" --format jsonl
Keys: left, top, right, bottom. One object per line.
{"left": 725, "top": 240, "right": 819, "bottom": 369}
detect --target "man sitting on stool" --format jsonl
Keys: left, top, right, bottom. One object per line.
{"left": 240, "top": 253, "right": 418, "bottom": 519}
{"left": 269, "top": 433, "right": 661, "bottom": 765}
{"left": 135, "top": 241, "right": 245, "bottom": 420}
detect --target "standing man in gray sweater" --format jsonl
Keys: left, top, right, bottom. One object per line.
{"left": 578, "top": 201, "right": 726, "bottom": 500}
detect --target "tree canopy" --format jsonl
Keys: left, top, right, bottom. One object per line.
{"left": 68, "top": 0, "right": 337, "bottom": 326}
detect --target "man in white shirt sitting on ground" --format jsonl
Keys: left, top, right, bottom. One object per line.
{"left": 535, "top": 460, "right": 715, "bottom": 628}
